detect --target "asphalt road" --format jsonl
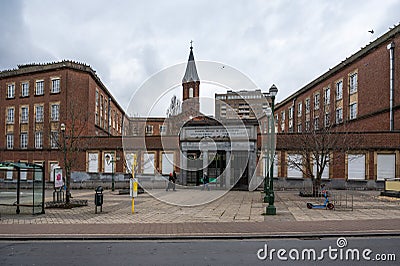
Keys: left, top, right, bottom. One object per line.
{"left": 0, "top": 236, "right": 399, "bottom": 265}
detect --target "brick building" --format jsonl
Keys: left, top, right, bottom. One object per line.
{"left": 273, "top": 24, "right": 400, "bottom": 188}
{"left": 124, "top": 46, "right": 268, "bottom": 190}
{"left": 0, "top": 61, "right": 126, "bottom": 182}
{"left": 215, "top": 89, "right": 271, "bottom": 120}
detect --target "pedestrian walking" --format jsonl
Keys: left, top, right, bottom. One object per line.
{"left": 166, "top": 172, "right": 176, "bottom": 191}
{"left": 202, "top": 173, "right": 210, "bottom": 191}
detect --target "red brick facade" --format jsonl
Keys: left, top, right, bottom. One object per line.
{"left": 274, "top": 25, "right": 400, "bottom": 185}
{"left": 0, "top": 61, "right": 126, "bottom": 181}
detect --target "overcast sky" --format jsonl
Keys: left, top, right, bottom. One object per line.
{"left": 1, "top": 0, "right": 399, "bottom": 116}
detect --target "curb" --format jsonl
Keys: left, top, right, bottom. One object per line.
{"left": 2, "top": 231, "right": 400, "bottom": 241}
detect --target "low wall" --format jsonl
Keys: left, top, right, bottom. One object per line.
{"left": 2, "top": 172, "right": 382, "bottom": 190}
{"left": 272, "top": 178, "right": 385, "bottom": 191}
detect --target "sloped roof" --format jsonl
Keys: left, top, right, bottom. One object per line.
{"left": 182, "top": 46, "right": 200, "bottom": 83}
{"left": 276, "top": 23, "right": 400, "bottom": 109}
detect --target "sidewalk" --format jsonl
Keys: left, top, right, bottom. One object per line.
{"left": 1, "top": 189, "right": 400, "bottom": 239}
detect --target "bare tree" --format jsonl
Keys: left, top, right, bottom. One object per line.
{"left": 282, "top": 123, "right": 359, "bottom": 196}
{"left": 53, "top": 101, "right": 93, "bottom": 204}
{"left": 166, "top": 95, "right": 181, "bottom": 117}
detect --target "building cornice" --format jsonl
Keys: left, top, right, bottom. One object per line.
{"left": 0, "top": 60, "right": 125, "bottom": 115}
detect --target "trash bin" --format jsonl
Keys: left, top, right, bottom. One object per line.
{"left": 94, "top": 186, "right": 103, "bottom": 213}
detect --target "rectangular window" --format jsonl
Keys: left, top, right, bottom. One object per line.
{"left": 297, "top": 102, "right": 302, "bottom": 117}
{"left": 35, "top": 105, "right": 44, "bottom": 122}
{"left": 349, "top": 73, "right": 358, "bottom": 94}
{"left": 305, "top": 98, "right": 310, "bottom": 113}
{"left": 35, "top": 131, "right": 43, "bottom": 149}
{"left": 281, "top": 111, "right": 285, "bottom": 121}
{"left": 20, "top": 133, "right": 28, "bottom": 149}
{"left": 350, "top": 102, "right": 357, "bottom": 120}
{"left": 21, "top": 106, "right": 29, "bottom": 123}
{"left": 336, "top": 80, "right": 343, "bottom": 100}
{"left": 51, "top": 104, "right": 60, "bottom": 121}
{"left": 112, "top": 111, "right": 116, "bottom": 129}
{"left": 6, "top": 134, "right": 14, "bottom": 149}
{"left": 287, "top": 154, "right": 304, "bottom": 179}
{"left": 288, "top": 106, "right": 293, "bottom": 120}
{"left": 314, "top": 93, "right": 320, "bottom": 110}
{"left": 324, "top": 112, "right": 330, "bottom": 127}
{"left": 160, "top": 125, "right": 167, "bottom": 135}
{"left": 21, "top": 82, "right": 29, "bottom": 97}
{"left": 100, "top": 95, "right": 104, "bottom": 128}
{"left": 377, "top": 154, "right": 396, "bottom": 181}
{"left": 51, "top": 131, "right": 59, "bottom": 149}
{"left": 324, "top": 87, "right": 330, "bottom": 105}
{"left": 88, "top": 152, "right": 99, "bottom": 173}
{"left": 95, "top": 90, "right": 99, "bottom": 125}
{"left": 297, "top": 123, "right": 302, "bottom": 133}
{"left": 305, "top": 121, "right": 310, "bottom": 132}
{"left": 336, "top": 108, "right": 343, "bottom": 124}
{"left": 145, "top": 125, "right": 153, "bottom": 135}
{"left": 314, "top": 117, "right": 319, "bottom": 130}
{"left": 109, "top": 108, "right": 112, "bottom": 129}
{"left": 104, "top": 99, "right": 108, "bottom": 126}
{"left": 348, "top": 154, "right": 365, "bottom": 180}
{"left": 7, "top": 107, "right": 14, "bottom": 124}
{"left": 95, "top": 113, "right": 99, "bottom": 126}
{"left": 7, "top": 84, "right": 15, "bottom": 98}
{"left": 35, "top": 80, "right": 44, "bottom": 95}
{"left": 116, "top": 113, "right": 119, "bottom": 132}
{"left": 51, "top": 78, "right": 60, "bottom": 93}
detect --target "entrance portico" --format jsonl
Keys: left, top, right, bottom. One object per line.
{"left": 179, "top": 120, "right": 258, "bottom": 190}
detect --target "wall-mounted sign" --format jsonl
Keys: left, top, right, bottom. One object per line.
{"left": 54, "top": 168, "right": 64, "bottom": 188}
{"left": 181, "top": 126, "right": 255, "bottom": 140}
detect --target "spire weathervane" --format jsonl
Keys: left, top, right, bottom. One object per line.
{"left": 190, "top": 40, "right": 193, "bottom": 49}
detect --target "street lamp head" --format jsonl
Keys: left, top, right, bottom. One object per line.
{"left": 60, "top": 123, "right": 66, "bottom": 132}
{"left": 105, "top": 154, "right": 111, "bottom": 164}
{"left": 269, "top": 84, "right": 278, "bottom": 97}
{"left": 265, "top": 107, "right": 272, "bottom": 117}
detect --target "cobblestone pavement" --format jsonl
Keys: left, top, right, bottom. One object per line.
{"left": 1, "top": 188, "right": 399, "bottom": 225}
{"left": 1, "top": 188, "right": 399, "bottom": 239}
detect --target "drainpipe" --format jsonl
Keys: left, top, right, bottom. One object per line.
{"left": 108, "top": 97, "right": 111, "bottom": 136}
{"left": 387, "top": 42, "right": 395, "bottom": 131}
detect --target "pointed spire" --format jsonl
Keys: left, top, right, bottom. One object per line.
{"left": 182, "top": 41, "right": 200, "bottom": 83}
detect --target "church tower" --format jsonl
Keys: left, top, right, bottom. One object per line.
{"left": 182, "top": 43, "right": 200, "bottom": 113}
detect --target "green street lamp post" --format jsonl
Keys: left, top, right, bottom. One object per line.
{"left": 105, "top": 154, "right": 116, "bottom": 191}
{"left": 263, "top": 107, "right": 272, "bottom": 203}
{"left": 60, "top": 123, "right": 71, "bottom": 204}
{"left": 267, "top": 84, "right": 278, "bottom": 215}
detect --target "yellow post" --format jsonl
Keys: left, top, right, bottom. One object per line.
{"left": 131, "top": 154, "right": 138, "bottom": 214}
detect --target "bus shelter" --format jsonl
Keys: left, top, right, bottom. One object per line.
{"left": 0, "top": 162, "right": 45, "bottom": 214}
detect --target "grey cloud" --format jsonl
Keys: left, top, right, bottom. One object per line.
{"left": 1, "top": 0, "right": 399, "bottom": 111}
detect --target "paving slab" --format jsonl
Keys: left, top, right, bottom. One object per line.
{"left": 0, "top": 189, "right": 399, "bottom": 239}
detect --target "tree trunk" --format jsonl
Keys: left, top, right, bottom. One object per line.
{"left": 312, "top": 178, "right": 321, "bottom": 197}
{"left": 65, "top": 167, "right": 71, "bottom": 204}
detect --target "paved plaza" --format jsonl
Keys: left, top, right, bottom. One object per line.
{"left": 0, "top": 188, "right": 399, "bottom": 238}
